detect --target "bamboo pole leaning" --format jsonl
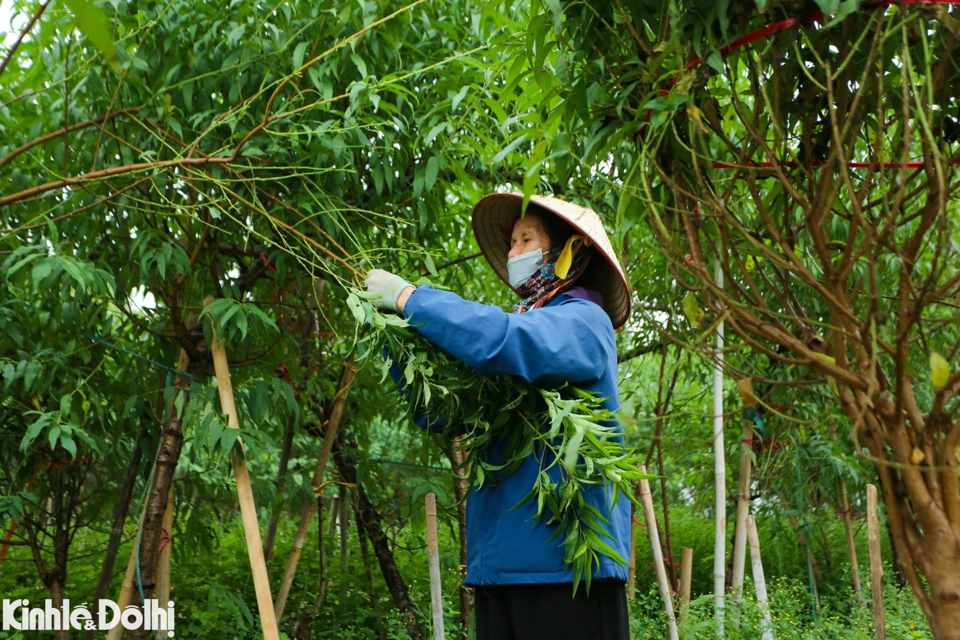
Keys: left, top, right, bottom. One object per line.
{"left": 276, "top": 363, "right": 357, "bottom": 623}
{"left": 209, "top": 305, "right": 280, "bottom": 640}
{"left": 866, "top": 484, "right": 886, "bottom": 640}
{"left": 106, "top": 510, "right": 146, "bottom": 640}
{"left": 638, "top": 465, "right": 679, "bottom": 640}
{"left": 274, "top": 501, "right": 317, "bottom": 620}
{"left": 425, "top": 493, "right": 445, "bottom": 640}
{"left": 746, "top": 516, "right": 774, "bottom": 640}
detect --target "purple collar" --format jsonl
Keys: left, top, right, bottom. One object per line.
{"left": 558, "top": 285, "right": 603, "bottom": 307}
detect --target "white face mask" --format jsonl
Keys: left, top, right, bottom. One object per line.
{"left": 507, "top": 248, "right": 544, "bottom": 289}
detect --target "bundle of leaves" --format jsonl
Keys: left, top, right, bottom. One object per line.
{"left": 347, "top": 285, "right": 650, "bottom": 593}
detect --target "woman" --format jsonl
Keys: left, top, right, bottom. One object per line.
{"left": 365, "top": 193, "right": 632, "bottom": 640}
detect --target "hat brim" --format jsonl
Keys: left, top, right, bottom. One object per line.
{"left": 472, "top": 193, "right": 632, "bottom": 329}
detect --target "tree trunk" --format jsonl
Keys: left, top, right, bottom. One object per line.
{"left": 264, "top": 409, "right": 296, "bottom": 561}
{"left": 131, "top": 350, "right": 190, "bottom": 639}
{"left": 333, "top": 436, "right": 425, "bottom": 640}
{"left": 83, "top": 420, "right": 149, "bottom": 640}
{"left": 443, "top": 439, "right": 473, "bottom": 638}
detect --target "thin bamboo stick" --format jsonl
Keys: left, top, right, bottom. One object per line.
{"left": 107, "top": 508, "right": 147, "bottom": 640}
{"left": 339, "top": 485, "right": 349, "bottom": 600}
{"left": 277, "top": 364, "right": 357, "bottom": 623}
{"left": 866, "top": 484, "right": 886, "bottom": 640}
{"left": 712, "top": 259, "right": 726, "bottom": 638}
{"left": 839, "top": 480, "right": 863, "bottom": 602}
{"left": 354, "top": 492, "right": 385, "bottom": 640}
{"left": 274, "top": 501, "right": 317, "bottom": 620}
{"left": 628, "top": 498, "right": 637, "bottom": 600}
{"left": 679, "top": 547, "right": 693, "bottom": 625}
{"left": 731, "top": 378, "right": 756, "bottom": 617}
{"left": 157, "top": 482, "right": 174, "bottom": 635}
{"left": 746, "top": 516, "right": 774, "bottom": 640}
{"left": 209, "top": 311, "right": 280, "bottom": 640}
{"left": 426, "top": 492, "right": 445, "bottom": 640}
{"left": 638, "top": 466, "right": 679, "bottom": 640}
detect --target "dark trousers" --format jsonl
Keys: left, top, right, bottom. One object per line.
{"left": 474, "top": 579, "right": 629, "bottom": 640}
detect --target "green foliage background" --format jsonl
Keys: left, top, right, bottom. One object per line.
{"left": 2, "top": 0, "right": 957, "bottom": 636}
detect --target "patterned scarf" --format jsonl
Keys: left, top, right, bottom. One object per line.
{"left": 512, "top": 238, "right": 594, "bottom": 315}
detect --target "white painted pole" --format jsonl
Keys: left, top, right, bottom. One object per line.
{"left": 712, "top": 259, "right": 726, "bottom": 637}
{"left": 746, "top": 515, "right": 774, "bottom": 640}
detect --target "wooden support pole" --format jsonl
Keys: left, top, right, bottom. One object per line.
{"left": 866, "top": 484, "right": 886, "bottom": 640}
{"left": 638, "top": 466, "right": 679, "bottom": 640}
{"left": 679, "top": 547, "right": 693, "bottom": 625}
{"left": 839, "top": 480, "right": 863, "bottom": 602}
{"left": 157, "top": 482, "right": 174, "bottom": 635}
{"left": 746, "top": 516, "right": 774, "bottom": 640}
{"left": 274, "top": 501, "right": 317, "bottom": 620}
{"left": 209, "top": 312, "right": 280, "bottom": 640}
{"left": 426, "top": 493, "right": 445, "bottom": 640}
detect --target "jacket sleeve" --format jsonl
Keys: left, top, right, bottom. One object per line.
{"left": 402, "top": 285, "right": 614, "bottom": 385}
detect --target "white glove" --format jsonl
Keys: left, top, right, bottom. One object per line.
{"left": 364, "top": 269, "right": 414, "bottom": 313}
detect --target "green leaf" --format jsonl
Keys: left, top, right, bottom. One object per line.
{"left": 424, "top": 156, "right": 440, "bottom": 192}
{"left": 293, "top": 41, "right": 309, "bottom": 70}
{"left": 346, "top": 293, "right": 365, "bottom": 323}
{"left": 63, "top": 0, "right": 115, "bottom": 61}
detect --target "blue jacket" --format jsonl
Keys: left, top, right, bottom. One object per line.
{"left": 395, "top": 284, "right": 629, "bottom": 586}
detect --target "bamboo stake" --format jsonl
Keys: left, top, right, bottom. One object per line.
{"left": 839, "top": 480, "right": 863, "bottom": 602}
{"left": 712, "top": 259, "right": 726, "bottom": 637}
{"left": 157, "top": 482, "right": 174, "bottom": 635}
{"left": 679, "top": 547, "right": 693, "bottom": 625}
{"left": 866, "top": 484, "right": 886, "bottom": 640}
{"left": 209, "top": 309, "right": 280, "bottom": 640}
{"left": 746, "top": 516, "right": 774, "bottom": 640}
{"left": 425, "top": 492, "right": 445, "bottom": 640}
{"left": 274, "top": 501, "right": 317, "bottom": 620}
{"left": 731, "top": 379, "right": 756, "bottom": 622}
{"left": 638, "top": 466, "right": 679, "bottom": 640}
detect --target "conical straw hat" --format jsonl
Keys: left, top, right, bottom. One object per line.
{"left": 472, "top": 193, "right": 631, "bottom": 329}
